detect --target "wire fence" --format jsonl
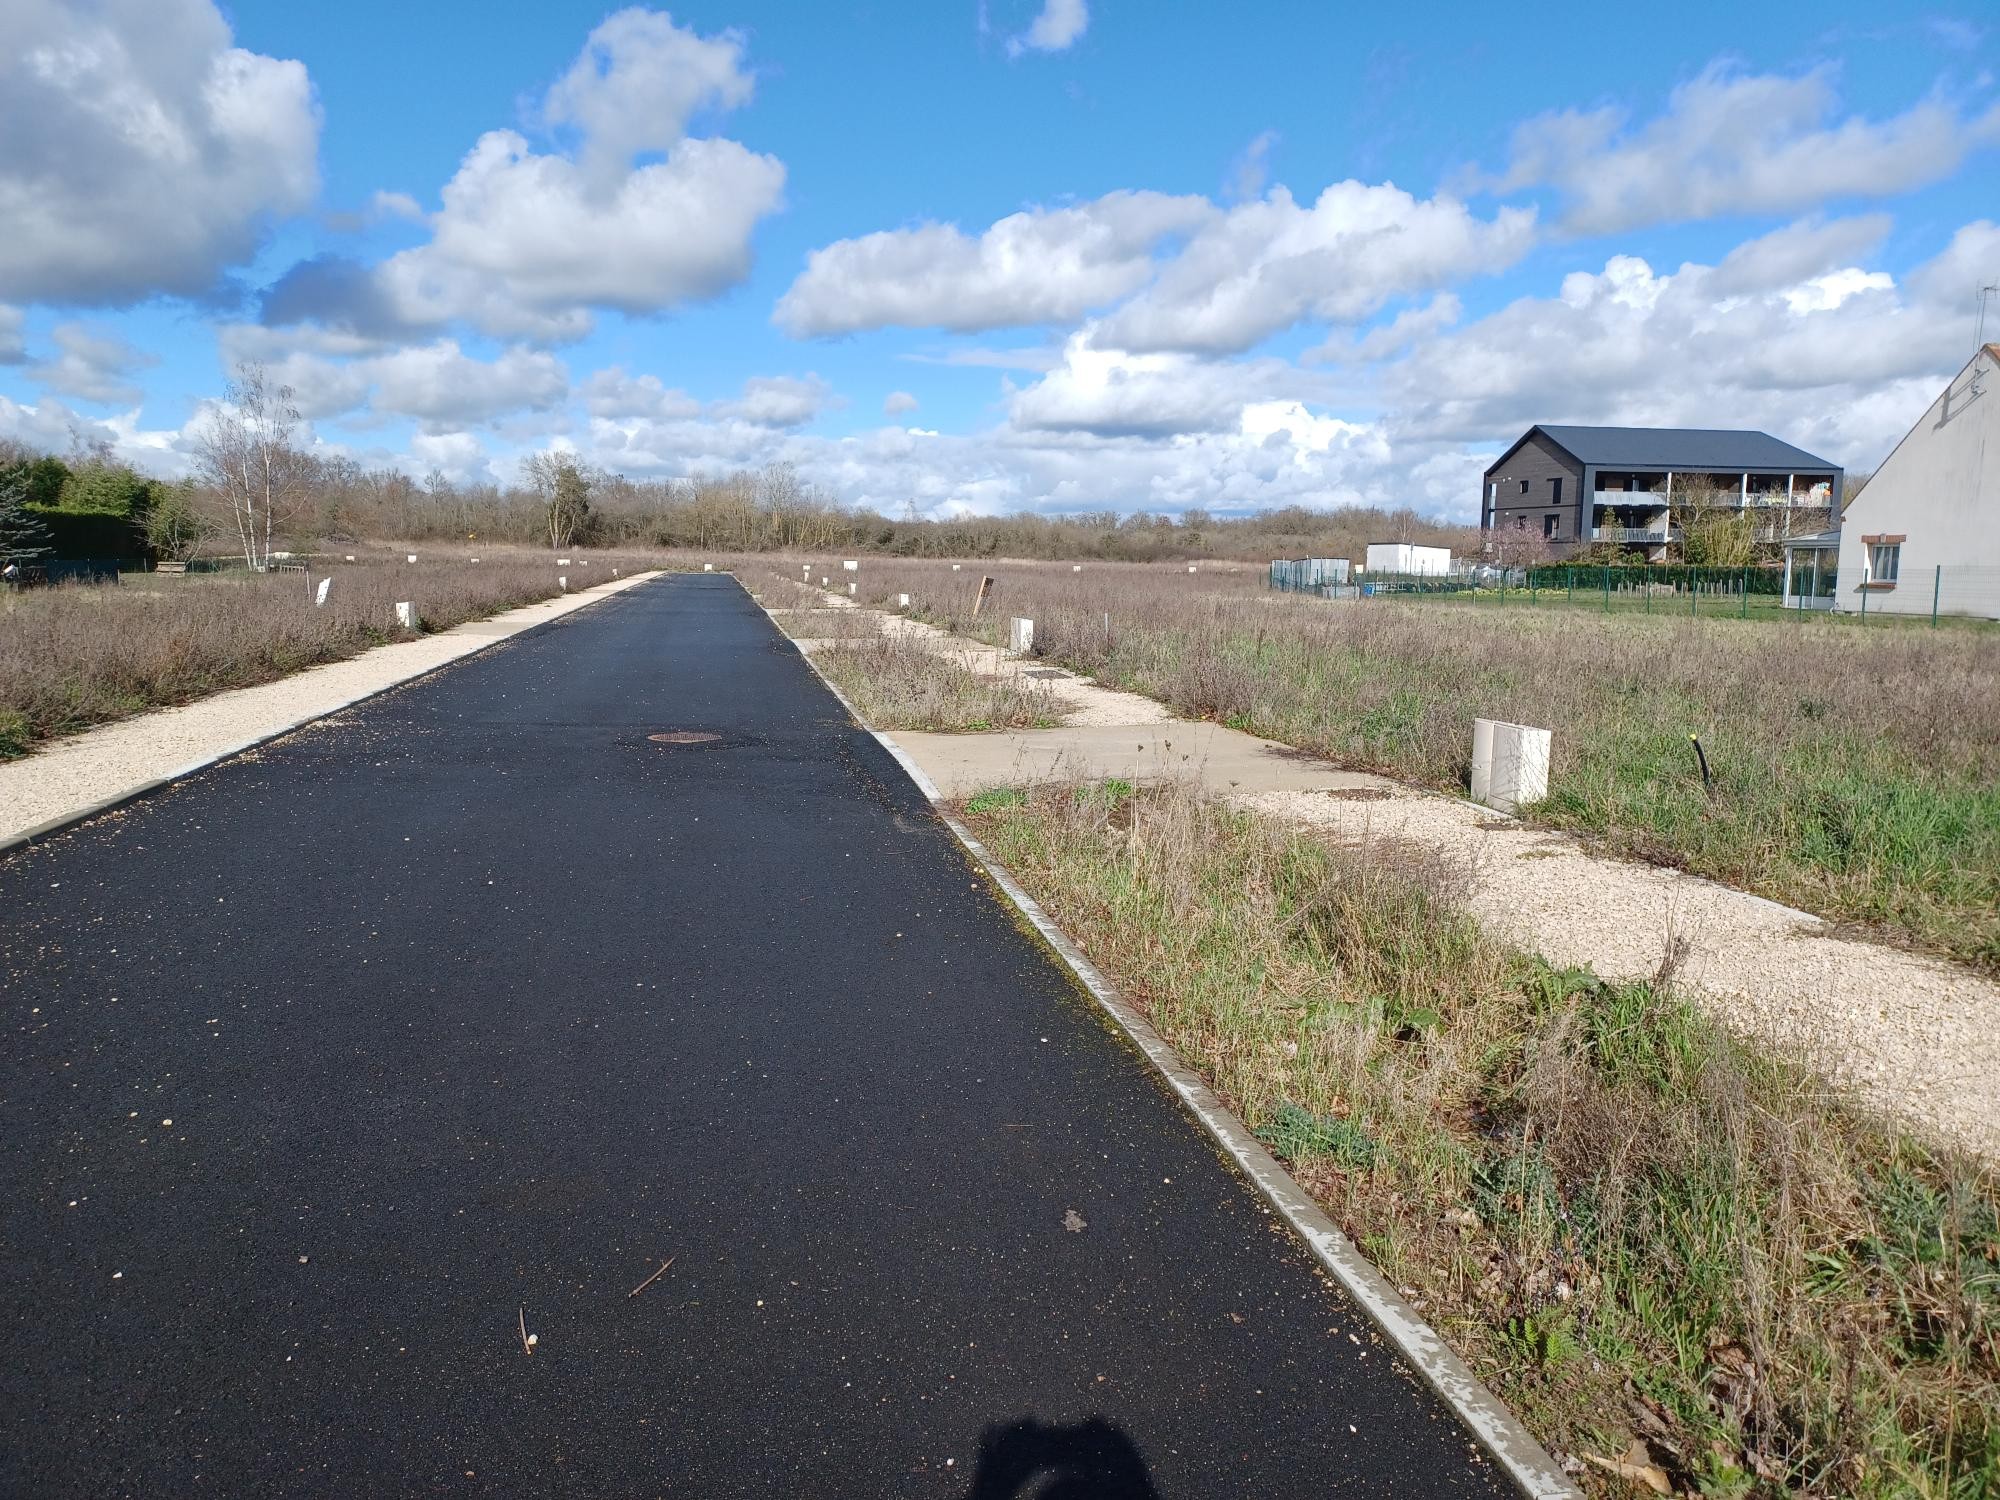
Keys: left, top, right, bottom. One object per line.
{"left": 1271, "top": 562, "right": 2000, "bottom": 626}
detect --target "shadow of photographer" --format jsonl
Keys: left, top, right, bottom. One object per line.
{"left": 961, "top": 1415, "right": 1162, "bottom": 1499}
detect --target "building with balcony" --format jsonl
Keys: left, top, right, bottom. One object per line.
{"left": 1480, "top": 425, "right": 1842, "bottom": 560}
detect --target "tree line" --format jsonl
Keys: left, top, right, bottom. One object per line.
{"left": 3, "top": 363, "right": 1479, "bottom": 572}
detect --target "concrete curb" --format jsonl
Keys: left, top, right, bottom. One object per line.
{"left": 751, "top": 584, "right": 1579, "bottom": 1499}
{"left": 0, "top": 571, "right": 663, "bottom": 859}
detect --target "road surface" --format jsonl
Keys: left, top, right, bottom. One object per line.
{"left": 0, "top": 574, "right": 1509, "bottom": 1497}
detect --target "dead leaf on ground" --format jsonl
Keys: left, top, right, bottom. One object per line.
{"left": 1063, "top": 1209, "right": 1087, "bottom": 1233}
{"left": 1582, "top": 1439, "right": 1671, "bottom": 1495}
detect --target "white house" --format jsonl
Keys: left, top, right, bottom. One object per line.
{"left": 1835, "top": 344, "right": 2000, "bottom": 619}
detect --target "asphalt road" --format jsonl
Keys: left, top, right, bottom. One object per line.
{"left": 0, "top": 574, "right": 1509, "bottom": 1498}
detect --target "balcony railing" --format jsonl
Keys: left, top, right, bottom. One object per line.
{"left": 1593, "top": 490, "right": 1665, "bottom": 505}
{"left": 1592, "top": 526, "right": 1683, "bottom": 543}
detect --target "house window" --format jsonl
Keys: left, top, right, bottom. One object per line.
{"left": 1551, "top": 478, "right": 1563, "bottom": 504}
{"left": 1514, "top": 515, "right": 1526, "bottom": 530}
{"left": 1543, "top": 514, "right": 1559, "bottom": 539}
{"left": 1487, "top": 482, "right": 1497, "bottom": 502}
{"left": 1868, "top": 542, "right": 1900, "bottom": 584}
{"left": 1519, "top": 479, "right": 1530, "bottom": 495}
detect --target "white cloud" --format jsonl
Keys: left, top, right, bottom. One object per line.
{"left": 883, "top": 390, "right": 920, "bottom": 415}
{"left": 262, "top": 9, "right": 782, "bottom": 341}
{"left": 211, "top": 327, "right": 568, "bottom": 429}
{"left": 1226, "top": 130, "right": 1280, "bottom": 203}
{"left": 543, "top": 7, "right": 755, "bottom": 189}
{"left": 0, "top": 394, "right": 196, "bottom": 475}
{"left": 408, "top": 429, "right": 495, "bottom": 485}
{"left": 581, "top": 367, "right": 700, "bottom": 421}
{"left": 26, "top": 323, "right": 157, "bottom": 405}
{"left": 368, "top": 190, "right": 425, "bottom": 223}
{"left": 777, "top": 191, "right": 1210, "bottom": 337}
{"left": 0, "top": 306, "right": 25, "bottom": 364}
{"left": 1491, "top": 64, "right": 2000, "bottom": 233}
{"left": 1006, "top": 330, "right": 1314, "bottom": 437}
{"left": 781, "top": 181, "right": 1530, "bottom": 352}
{"left": 715, "top": 374, "right": 833, "bottom": 428}
{"left": 1008, "top": 0, "right": 1089, "bottom": 57}
{"left": 1708, "top": 215, "right": 1892, "bottom": 296}
{"left": 1383, "top": 223, "right": 2000, "bottom": 471}
{"left": 367, "top": 343, "right": 568, "bottom": 428}
{"left": 0, "top": 0, "right": 319, "bottom": 304}
{"left": 1099, "top": 182, "right": 1535, "bottom": 354}
{"left": 581, "top": 368, "right": 834, "bottom": 431}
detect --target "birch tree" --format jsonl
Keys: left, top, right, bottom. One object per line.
{"left": 194, "top": 364, "right": 308, "bottom": 571}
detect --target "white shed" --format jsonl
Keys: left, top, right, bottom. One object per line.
{"left": 1364, "top": 543, "right": 1451, "bottom": 577}
{"left": 1835, "top": 343, "right": 2000, "bottom": 619}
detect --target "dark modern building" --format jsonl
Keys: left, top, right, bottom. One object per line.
{"left": 1480, "top": 425, "right": 1844, "bottom": 559}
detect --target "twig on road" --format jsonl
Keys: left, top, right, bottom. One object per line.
{"left": 518, "top": 1305, "right": 534, "bottom": 1356}
{"left": 627, "top": 1257, "right": 676, "bottom": 1299}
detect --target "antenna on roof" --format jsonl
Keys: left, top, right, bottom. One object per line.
{"left": 1978, "top": 283, "right": 2000, "bottom": 348}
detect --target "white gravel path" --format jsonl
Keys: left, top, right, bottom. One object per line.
{"left": 0, "top": 571, "right": 660, "bottom": 848}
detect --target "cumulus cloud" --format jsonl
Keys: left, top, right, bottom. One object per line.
{"left": 0, "top": 0, "right": 319, "bottom": 305}
{"left": 1008, "top": 0, "right": 1089, "bottom": 57}
{"left": 714, "top": 374, "right": 833, "bottom": 428}
{"left": 26, "top": 324, "right": 157, "bottom": 405}
{"left": 1099, "top": 182, "right": 1535, "bottom": 354}
{"left": 367, "top": 343, "right": 568, "bottom": 428}
{"left": 883, "top": 390, "right": 920, "bottom": 415}
{"left": 780, "top": 180, "right": 1529, "bottom": 352}
{"left": 1006, "top": 331, "right": 1315, "bottom": 437}
{"left": 211, "top": 326, "right": 568, "bottom": 429}
{"left": 776, "top": 191, "right": 1210, "bottom": 337}
{"left": 262, "top": 9, "right": 783, "bottom": 341}
{"left": 1382, "top": 223, "right": 2000, "bottom": 470}
{"left": 581, "top": 368, "right": 834, "bottom": 431}
{"left": 1490, "top": 64, "right": 2000, "bottom": 233}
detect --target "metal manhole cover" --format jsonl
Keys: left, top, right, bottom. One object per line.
{"left": 649, "top": 731, "right": 722, "bottom": 745}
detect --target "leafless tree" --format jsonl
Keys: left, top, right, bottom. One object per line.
{"left": 193, "top": 363, "right": 309, "bottom": 571}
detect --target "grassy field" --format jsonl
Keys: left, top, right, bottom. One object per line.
{"left": 0, "top": 544, "right": 670, "bottom": 757}
{"left": 963, "top": 780, "right": 1999, "bottom": 1499}
{"left": 760, "top": 556, "right": 2000, "bottom": 970}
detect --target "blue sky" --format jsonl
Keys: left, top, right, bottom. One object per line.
{"left": 1, "top": 0, "right": 1996, "bottom": 520}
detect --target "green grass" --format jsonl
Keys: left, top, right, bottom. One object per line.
{"left": 964, "top": 782, "right": 2000, "bottom": 1498}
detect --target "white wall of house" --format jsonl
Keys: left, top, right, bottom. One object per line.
{"left": 1836, "top": 345, "right": 1999, "bottom": 618}
{"left": 1364, "top": 543, "right": 1451, "bottom": 576}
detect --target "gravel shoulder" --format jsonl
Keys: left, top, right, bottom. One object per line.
{"left": 0, "top": 570, "right": 660, "bottom": 848}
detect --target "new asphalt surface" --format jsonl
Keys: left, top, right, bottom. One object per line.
{"left": 0, "top": 574, "right": 1509, "bottom": 1497}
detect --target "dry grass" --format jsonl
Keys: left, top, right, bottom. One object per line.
{"left": 811, "top": 635, "right": 1067, "bottom": 732}
{"left": 965, "top": 779, "right": 1999, "bottom": 1498}
{"left": 767, "top": 608, "right": 883, "bottom": 640}
{"left": 0, "top": 544, "right": 672, "bottom": 756}
{"left": 745, "top": 555, "right": 2000, "bottom": 969}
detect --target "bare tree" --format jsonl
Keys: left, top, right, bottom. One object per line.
{"left": 194, "top": 364, "right": 309, "bottom": 571}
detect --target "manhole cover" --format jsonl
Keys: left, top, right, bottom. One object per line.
{"left": 648, "top": 731, "right": 721, "bottom": 745}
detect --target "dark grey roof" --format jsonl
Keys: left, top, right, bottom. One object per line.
{"left": 1534, "top": 425, "right": 1839, "bottom": 472}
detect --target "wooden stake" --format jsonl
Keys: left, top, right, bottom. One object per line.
{"left": 972, "top": 576, "right": 995, "bottom": 618}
